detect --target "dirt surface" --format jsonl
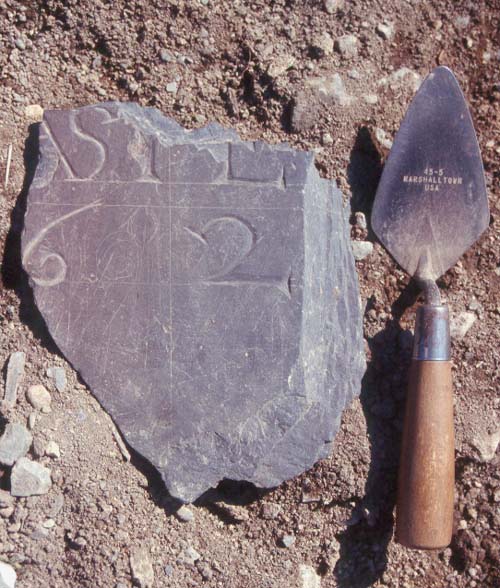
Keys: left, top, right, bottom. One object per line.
{"left": 1, "top": 1, "right": 499, "bottom": 587}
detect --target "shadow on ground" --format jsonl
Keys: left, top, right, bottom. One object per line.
{"left": 334, "top": 127, "right": 419, "bottom": 587}
{"left": 334, "top": 285, "right": 419, "bottom": 587}
{"left": 2, "top": 123, "right": 60, "bottom": 356}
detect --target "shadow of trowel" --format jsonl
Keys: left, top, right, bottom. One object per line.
{"left": 334, "top": 127, "right": 419, "bottom": 586}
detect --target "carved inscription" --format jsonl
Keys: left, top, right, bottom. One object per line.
{"left": 23, "top": 103, "right": 365, "bottom": 503}
{"left": 184, "top": 216, "right": 291, "bottom": 297}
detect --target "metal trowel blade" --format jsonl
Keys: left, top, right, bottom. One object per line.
{"left": 371, "top": 66, "right": 489, "bottom": 281}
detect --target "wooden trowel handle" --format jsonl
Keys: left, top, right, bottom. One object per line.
{"left": 396, "top": 305, "right": 454, "bottom": 550}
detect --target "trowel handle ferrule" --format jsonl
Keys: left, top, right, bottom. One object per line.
{"left": 412, "top": 304, "right": 450, "bottom": 361}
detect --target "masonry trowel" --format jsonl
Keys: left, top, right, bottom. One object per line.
{"left": 371, "top": 66, "right": 489, "bottom": 549}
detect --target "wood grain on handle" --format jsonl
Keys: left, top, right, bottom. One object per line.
{"left": 396, "top": 360, "right": 454, "bottom": 549}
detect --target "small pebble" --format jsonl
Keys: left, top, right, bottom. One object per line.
{"left": 364, "top": 94, "right": 378, "bottom": 104}
{"left": 26, "top": 384, "right": 52, "bottom": 412}
{"left": 0, "top": 490, "right": 14, "bottom": 509}
{"left": 0, "top": 561, "right": 16, "bottom": 588}
{"left": 42, "top": 518, "right": 56, "bottom": 529}
{"left": 166, "top": 81, "right": 178, "bottom": 93}
{"left": 374, "top": 127, "right": 393, "bottom": 149}
{"left": 280, "top": 534, "right": 296, "bottom": 548}
{"left": 468, "top": 298, "right": 482, "bottom": 312}
{"left": 311, "top": 32, "right": 334, "bottom": 57}
{"left": 196, "top": 560, "right": 213, "bottom": 580}
{"left": 261, "top": 503, "right": 282, "bottom": 520}
{"left": 176, "top": 505, "right": 194, "bottom": 522}
{"left": 454, "top": 15, "right": 470, "bottom": 29}
{"left": 449, "top": 311, "right": 476, "bottom": 340}
{"left": 160, "top": 50, "right": 172, "bottom": 62}
{"left": 178, "top": 546, "right": 201, "bottom": 565}
{"left": 354, "top": 211, "right": 367, "bottom": 230}
{"left": 324, "top": 0, "right": 344, "bottom": 13}
{"left": 335, "top": 35, "right": 358, "bottom": 58}
{"left": 46, "top": 366, "right": 67, "bottom": 393}
{"left": 25, "top": 104, "right": 44, "bottom": 121}
{"left": 10, "top": 457, "right": 51, "bottom": 497}
{"left": 351, "top": 241, "right": 373, "bottom": 260}
{"left": 0, "top": 423, "right": 32, "bottom": 466}
{"left": 27, "top": 412, "right": 37, "bottom": 430}
{"left": 376, "top": 22, "right": 394, "bottom": 41}
{"left": 4, "top": 351, "right": 26, "bottom": 407}
{"left": 130, "top": 547, "right": 154, "bottom": 588}
{"left": 45, "top": 441, "right": 61, "bottom": 459}
{"left": 471, "top": 429, "right": 500, "bottom": 462}
{"left": 299, "top": 564, "right": 321, "bottom": 588}
{"left": 321, "top": 132, "right": 334, "bottom": 146}
{"left": 164, "top": 564, "right": 174, "bottom": 577}
{"left": 15, "top": 38, "right": 25, "bottom": 50}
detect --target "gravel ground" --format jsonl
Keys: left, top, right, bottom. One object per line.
{"left": 0, "top": 1, "right": 499, "bottom": 587}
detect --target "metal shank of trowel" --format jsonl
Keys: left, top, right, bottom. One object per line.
{"left": 412, "top": 278, "right": 450, "bottom": 362}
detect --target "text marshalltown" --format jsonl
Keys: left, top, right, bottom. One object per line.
{"left": 402, "top": 167, "right": 463, "bottom": 192}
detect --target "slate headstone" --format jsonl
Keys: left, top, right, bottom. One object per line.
{"left": 22, "top": 103, "right": 365, "bottom": 502}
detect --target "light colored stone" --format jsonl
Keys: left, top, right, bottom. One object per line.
{"left": 299, "top": 564, "right": 321, "bottom": 588}
{"left": 376, "top": 22, "right": 394, "bottom": 40}
{"left": 374, "top": 127, "right": 393, "bottom": 149}
{"left": 26, "top": 385, "right": 51, "bottom": 412}
{"left": 354, "top": 212, "right": 367, "bottom": 230}
{"left": 0, "top": 423, "right": 32, "bottom": 466}
{"left": 166, "top": 82, "right": 178, "bottom": 94}
{"left": 0, "top": 490, "right": 14, "bottom": 509}
{"left": 27, "top": 412, "right": 37, "bottom": 430}
{"left": 335, "top": 35, "right": 358, "bottom": 58}
{"left": 351, "top": 241, "right": 373, "bottom": 260}
{"left": 364, "top": 94, "right": 378, "bottom": 104}
{"left": 321, "top": 132, "right": 334, "bottom": 146}
{"left": 268, "top": 55, "right": 295, "bottom": 78}
{"left": 160, "top": 50, "right": 172, "bottom": 62}
{"left": 281, "top": 534, "right": 296, "bottom": 548}
{"left": 471, "top": 429, "right": 500, "bottom": 462}
{"left": 176, "top": 505, "right": 194, "bottom": 522}
{"left": 45, "top": 441, "right": 61, "bottom": 459}
{"left": 177, "top": 545, "right": 201, "bottom": 565}
{"left": 46, "top": 366, "right": 67, "bottom": 393}
{"left": 129, "top": 547, "right": 154, "bottom": 588}
{"left": 312, "top": 32, "right": 334, "bottom": 56}
{"left": 454, "top": 15, "right": 470, "bottom": 29}
{"left": 324, "top": 0, "right": 344, "bottom": 13}
{"left": 261, "top": 502, "right": 282, "bottom": 520}
{"left": 25, "top": 104, "right": 44, "bottom": 121}
{"left": 0, "top": 561, "right": 16, "bottom": 588}
{"left": 450, "top": 311, "right": 476, "bottom": 340}
{"left": 4, "top": 352, "right": 25, "bottom": 407}
{"left": 10, "top": 457, "right": 51, "bottom": 497}
{"left": 379, "top": 68, "right": 422, "bottom": 92}
{"left": 305, "top": 74, "right": 353, "bottom": 106}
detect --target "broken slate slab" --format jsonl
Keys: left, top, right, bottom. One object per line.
{"left": 22, "top": 103, "right": 365, "bottom": 502}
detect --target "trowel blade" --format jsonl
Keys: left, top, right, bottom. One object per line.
{"left": 371, "top": 66, "right": 489, "bottom": 281}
